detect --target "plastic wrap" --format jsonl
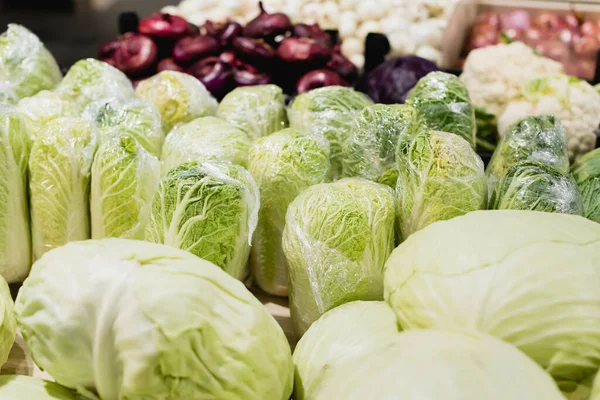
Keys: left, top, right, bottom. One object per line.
{"left": 282, "top": 178, "right": 395, "bottom": 336}
{"left": 0, "top": 376, "right": 80, "bottom": 399}
{"left": 0, "top": 108, "right": 30, "bottom": 283}
{"left": 407, "top": 71, "right": 476, "bottom": 148}
{"left": 145, "top": 161, "right": 259, "bottom": 281}
{"left": 91, "top": 135, "right": 160, "bottom": 240}
{"left": 83, "top": 97, "right": 164, "bottom": 157}
{"left": 216, "top": 84, "right": 288, "bottom": 140}
{"left": 160, "top": 116, "right": 252, "bottom": 175}
{"left": 135, "top": 70, "right": 217, "bottom": 134}
{"left": 248, "top": 128, "right": 332, "bottom": 297}
{"left": 29, "top": 117, "right": 97, "bottom": 261}
{"left": 490, "top": 161, "right": 583, "bottom": 215}
{"left": 0, "top": 24, "right": 62, "bottom": 104}
{"left": 395, "top": 130, "right": 487, "bottom": 241}
{"left": 287, "top": 86, "right": 374, "bottom": 179}
{"left": 572, "top": 148, "right": 600, "bottom": 223}
{"left": 342, "top": 104, "right": 415, "bottom": 187}
{"left": 16, "top": 91, "right": 78, "bottom": 140}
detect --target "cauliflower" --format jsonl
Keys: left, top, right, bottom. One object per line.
{"left": 460, "top": 42, "right": 564, "bottom": 118}
{"left": 498, "top": 74, "right": 600, "bottom": 159}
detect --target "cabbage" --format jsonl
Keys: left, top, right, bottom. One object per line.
{"left": 293, "top": 301, "right": 398, "bottom": 399}
{"left": 288, "top": 86, "right": 374, "bottom": 178}
{"left": 0, "top": 108, "right": 31, "bottom": 282}
{"left": 16, "top": 91, "right": 78, "bottom": 140}
{"left": 490, "top": 161, "right": 584, "bottom": 215}
{"left": 54, "top": 59, "right": 134, "bottom": 112}
{"left": 216, "top": 84, "right": 288, "bottom": 139}
{"left": 395, "top": 129, "right": 487, "bottom": 240}
{"left": 135, "top": 71, "right": 217, "bottom": 133}
{"left": 29, "top": 117, "right": 97, "bottom": 261}
{"left": 282, "top": 178, "right": 395, "bottom": 336}
{"left": 248, "top": 128, "right": 332, "bottom": 296}
{"left": 384, "top": 210, "right": 600, "bottom": 394}
{"left": 407, "top": 71, "right": 476, "bottom": 148}
{"left": 91, "top": 135, "right": 160, "bottom": 240}
{"left": 83, "top": 97, "right": 164, "bottom": 157}
{"left": 571, "top": 148, "right": 600, "bottom": 223}
{"left": 342, "top": 104, "right": 415, "bottom": 187}
{"left": 0, "top": 275, "right": 16, "bottom": 367}
{"left": 15, "top": 239, "right": 293, "bottom": 400}
{"left": 0, "top": 376, "right": 81, "bottom": 400}
{"left": 592, "top": 373, "right": 600, "bottom": 400}
{"left": 0, "top": 24, "right": 61, "bottom": 104}
{"left": 160, "top": 116, "right": 252, "bottom": 174}
{"left": 145, "top": 162, "right": 259, "bottom": 281}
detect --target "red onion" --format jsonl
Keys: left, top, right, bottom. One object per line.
{"left": 475, "top": 12, "right": 501, "bottom": 30}
{"left": 99, "top": 39, "right": 120, "bottom": 60}
{"left": 138, "top": 13, "right": 189, "bottom": 39}
{"left": 292, "top": 23, "right": 332, "bottom": 47}
{"left": 574, "top": 35, "right": 600, "bottom": 57}
{"left": 534, "top": 12, "right": 567, "bottom": 31}
{"left": 326, "top": 52, "right": 358, "bottom": 81}
{"left": 500, "top": 10, "right": 532, "bottom": 31}
{"left": 523, "top": 27, "right": 546, "bottom": 43}
{"left": 113, "top": 33, "right": 158, "bottom": 77}
{"left": 157, "top": 58, "right": 186, "bottom": 73}
{"left": 296, "top": 69, "right": 347, "bottom": 93}
{"left": 200, "top": 20, "right": 225, "bottom": 37}
{"left": 219, "top": 50, "right": 239, "bottom": 66}
{"left": 277, "top": 37, "right": 331, "bottom": 64}
{"left": 173, "top": 35, "right": 220, "bottom": 64}
{"left": 220, "top": 22, "right": 243, "bottom": 47}
{"left": 233, "top": 37, "right": 276, "bottom": 63}
{"left": 244, "top": 1, "right": 291, "bottom": 38}
{"left": 468, "top": 29, "right": 499, "bottom": 50}
{"left": 233, "top": 63, "right": 271, "bottom": 86}
{"left": 188, "top": 57, "right": 234, "bottom": 98}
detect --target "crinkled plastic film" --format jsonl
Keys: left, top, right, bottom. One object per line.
{"left": 160, "top": 116, "right": 252, "bottom": 175}
{"left": 16, "top": 91, "right": 78, "bottom": 140}
{"left": 29, "top": 117, "right": 97, "bottom": 261}
{"left": 282, "top": 178, "right": 395, "bottom": 336}
{"left": 572, "top": 148, "right": 600, "bottom": 223}
{"left": 145, "top": 161, "right": 259, "bottom": 281}
{"left": 91, "top": 134, "right": 160, "bottom": 240}
{"left": 248, "top": 128, "right": 332, "bottom": 297}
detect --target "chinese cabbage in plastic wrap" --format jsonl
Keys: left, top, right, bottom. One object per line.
{"left": 0, "top": 108, "right": 31, "bottom": 283}
{"left": 135, "top": 71, "right": 217, "bottom": 134}
{"left": 160, "top": 116, "right": 252, "bottom": 174}
{"left": 0, "top": 376, "right": 82, "bottom": 400}
{"left": 0, "top": 24, "right": 62, "bottom": 104}
{"left": 91, "top": 135, "right": 160, "bottom": 240}
{"left": 145, "top": 162, "right": 259, "bottom": 281}
{"left": 29, "top": 117, "right": 97, "bottom": 261}
{"left": 0, "top": 270, "right": 16, "bottom": 368}
{"left": 16, "top": 91, "right": 78, "bottom": 140}
{"left": 572, "top": 148, "right": 600, "bottom": 223}
{"left": 248, "top": 128, "right": 332, "bottom": 297}
{"left": 216, "top": 84, "right": 288, "bottom": 140}
{"left": 282, "top": 178, "right": 395, "bottom": 336}
{"left": 342, "top": 104, "right": 415, "bottom": 187}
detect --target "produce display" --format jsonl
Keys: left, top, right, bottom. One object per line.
{"left": 572, "top": 148, "right": 600, "bottom": 223}
{"left": 0, "top": 376, "right": 81, "bottom": 399}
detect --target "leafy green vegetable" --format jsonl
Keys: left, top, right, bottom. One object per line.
{"left": 216, "top": 84, "right": 288, "bottom": 139}
{"left": 0, "top": 275, "right": 16, "bottom": 367}
{"left": 145, "top": 162, "right": 259, "bottom": 281}
{"left": 475, "top": 106, "right": 498, "bottom": 152}
{"left": 282, "top": 178, "right": 395, "bottom": 336}
{"left": 16, "top": 91, "right": 78, "bottom": 140}
{"left": 248, "top": 128, "right": 332, "bottom": 296}
{"left": 572, "top": 148, "right": 600, "bottom": 223}
{"left": 0, "top": 376, "right": 82, "bottom": 400}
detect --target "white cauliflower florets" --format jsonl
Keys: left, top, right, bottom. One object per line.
{"left": 498, "top": 74, "right": 600, "bottom": 159}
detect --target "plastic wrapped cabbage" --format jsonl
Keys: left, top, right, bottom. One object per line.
{"left": 395, "top": 130, "right": 487, "bottom": 240}
{"left": 288, "top": 86, "right": 374, "bottom": 178}
{"left": 248, "top": 129, "right": 332, "bottom": 296}
{"left": 29, "top": 117, "right": 97, "bottom": 261}
{"left": 293, "top": 301, "right": 398, "bottom": 399}
{"left": 342, "top": 104, "right": 415, "bottom": 187}
{"left": 487, "top": 115, "right": 569, "bottom": 193}
{"left": 0, "top": 376, "right": 81, "bottom": 400}
{"left": 0, "top": 108, "right": 31, "bottom": 283}
{"left": 16, "top": 91, "right": 78, "bottom": 140}
{"left": 490, "top": 161, "right": 583, "bottom": 215}
{"left": 407, "top": 71, "right": 476, "bottom": 148}
{"left": 592, "top": 373, "right": 600, "bottom": 400}
{"left": 0, "top": 24, "right": 62, "bottom": 104}
{"left": 216, "top": 84, "right": 288, "bottom": 139}
{"left": 135, "top": 71, "right": 217, "bottom": 133}
{"left": 91, "top": 135, "right": 160, "bottom": 240}
{"left": 160, "top": 116, "right": 252, "bottom": 174}
{"left": 54, "top": 59, "right": 134, "bottom": 112}
{"left": 572, "top": 148, "right": 600, "bottom": 223}
{"left": 0, "top": 275, "right": 16, "bottom": 367}
{"left": 145, "top": 162, "right": 259, "bottom": 281}
{"left": 305, "top": 330, "right": 564, "bottom": 400}
{"left": 282, "top": 178, "right": 395, "bottom": 336}
{"left": 384, "top": 210, "right": 600, "bottom": 394}
{"left": 15, "top": 239, "right": 293, "bottom": 400}
{"left": 83, "top": 97, "right": 164, "bottom": 157}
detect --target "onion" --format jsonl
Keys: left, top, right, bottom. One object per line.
{"left": 113, "top": 33, "right": 158, "bottom": 77}
{"left": 138, "top": 13, "right": 189, "bottom": 39}
{"left": 296, "top": 69, "right": 347, "bottom": 93}
{"left": 173, "top": 35, "right": 220, "bottom": 64}
{"left": 500, "top": 10, "right": 532, "bottom": 31}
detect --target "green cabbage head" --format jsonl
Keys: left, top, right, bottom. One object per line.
{"left": 135, "top": 71, "right": 217, "bottom": 133}
{"left": 15, "top": 239, "right": 293, "bottom": 400}
{"left": 248, "top": 128, "right": 332, "bottom": 296}
{"left": 0, "top": 24, "right": 62, "bottom": 104}
{"left": 91, "top": 135, "right": 160, "bottom": 240}
{"left": 395, "top": 129, "right": 487, "bottom": 240}
{"left": 160, "top": 116, "right": 252, "bottom": 174}
{"left": 384, "top": 210, "right": 600, "bottom": 395}
{"left": 0, "top": 376, "right": 82, "bottom": 400}
{"left": 29, "top": 117, "right": 97, "bottom": 261}
{"left": 16, "top": 91, "right": 78, "bottom": 140}
{"left": 342, "top": 104, "right": 416, "bottom": 187}
{"left": 282, "top": 178, "right": 395, "bottom": 336}
{"left": 0, "top": 108, "right": 31, "bottom": 282}
{"left": 0, "top": 275, "right": 16, "bottom": 367}
{"left": 216, "top": 84, "right": 288, "bottom": 139}
{"left": 571, "top": 148, "right": 600, "bottom": 223}
{"left": 145, "top": 162, "right": 259, "bottom": 281}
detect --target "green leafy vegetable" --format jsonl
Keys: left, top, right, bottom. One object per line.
{"left": 0, "top": 376, "right": 82, "bottom": 400}
{"left": 572, "top": 148, "right": 600, "bottom": 223}
{"left": 16, "top": 91, "right": 78, "bottom": 141}
{"left": 0, "top": 275, "right": 16, "bottom": 368}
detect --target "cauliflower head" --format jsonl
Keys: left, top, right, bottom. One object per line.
{"left": 498, "top": 74, "right": 600, "bottom": 159}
